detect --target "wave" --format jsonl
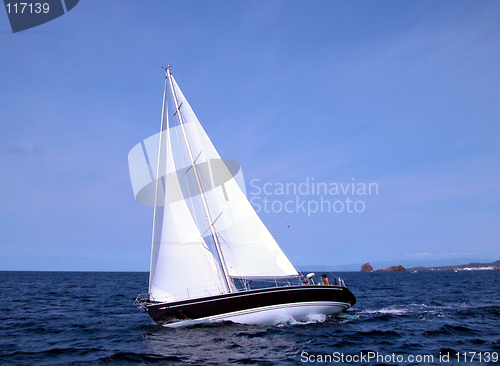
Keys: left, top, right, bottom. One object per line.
{"left": 99, "top": 351, "right": 183, "bottom": 363}
{"left": 423, "top": 324, "right": 477, "bottom": 337}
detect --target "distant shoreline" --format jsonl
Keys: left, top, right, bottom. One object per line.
{"left": 1, "top": 259, "right": 499, "bottom": 273}
{"left": 407, "top": 259, "right": 500, "bottom": 271}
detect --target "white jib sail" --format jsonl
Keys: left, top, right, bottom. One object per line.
{"left": 169, "top": 75, "right": 299, "bottom": 280}
{"left": 148, "top": 86, "right": 227, "bottom": 302}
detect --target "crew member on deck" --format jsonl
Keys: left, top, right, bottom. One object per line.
{"left": 321, "top": 274, "right": 330, "bottom": 285}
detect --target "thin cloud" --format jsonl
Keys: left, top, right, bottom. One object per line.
{"left": 31, "top": 147, "right": 44, "bottom": 155}
{"left": 2, "top": 147, "right": 45, "bottom": 156}
{"left": 3, "top": 147, "right": 28, "bottom": 155}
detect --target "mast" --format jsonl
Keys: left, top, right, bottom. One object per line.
{"left": 165, "top": 68, "right": 233, "bottom": 293}
{"left": 148, "top": 75, "right": 169, "bottom": 297}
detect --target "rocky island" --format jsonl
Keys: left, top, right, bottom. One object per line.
{"left": 376, "top": 265, "right": 406, "bottom": 272}
{"left": 359, "top": 263, "right": 406, "bottom": 272}
{"left": 360, "top": 262, "right": 374, "bottom": 272}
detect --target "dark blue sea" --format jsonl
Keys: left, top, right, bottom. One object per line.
{"left": 1, "top": 271, "right": 499, "bottom": 365}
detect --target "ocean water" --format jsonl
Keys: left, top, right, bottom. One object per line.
{"left": 1, "top": 271, "right": 499, "bottom": 365}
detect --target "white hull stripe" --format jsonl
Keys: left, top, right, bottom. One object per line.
{"left": 198, "top": 301, "right": 351, "bottom": 323}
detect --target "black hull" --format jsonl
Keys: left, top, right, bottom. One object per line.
{"left": 145, "top": 285, "right": 356, "bottom": 325}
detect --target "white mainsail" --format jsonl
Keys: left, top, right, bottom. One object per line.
{"left": 148, "top": 83, "right": 226, "bottom": 302}
{"left": 168, "top": 74, "right": 299, "bottom": 280}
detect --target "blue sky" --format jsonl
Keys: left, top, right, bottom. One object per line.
{"left": 1, "top": 1, "right": 499, "bottom": 271}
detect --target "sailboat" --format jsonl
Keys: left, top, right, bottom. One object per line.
{"left": 131, "top": 67, "right": 356, "bottom": 326}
